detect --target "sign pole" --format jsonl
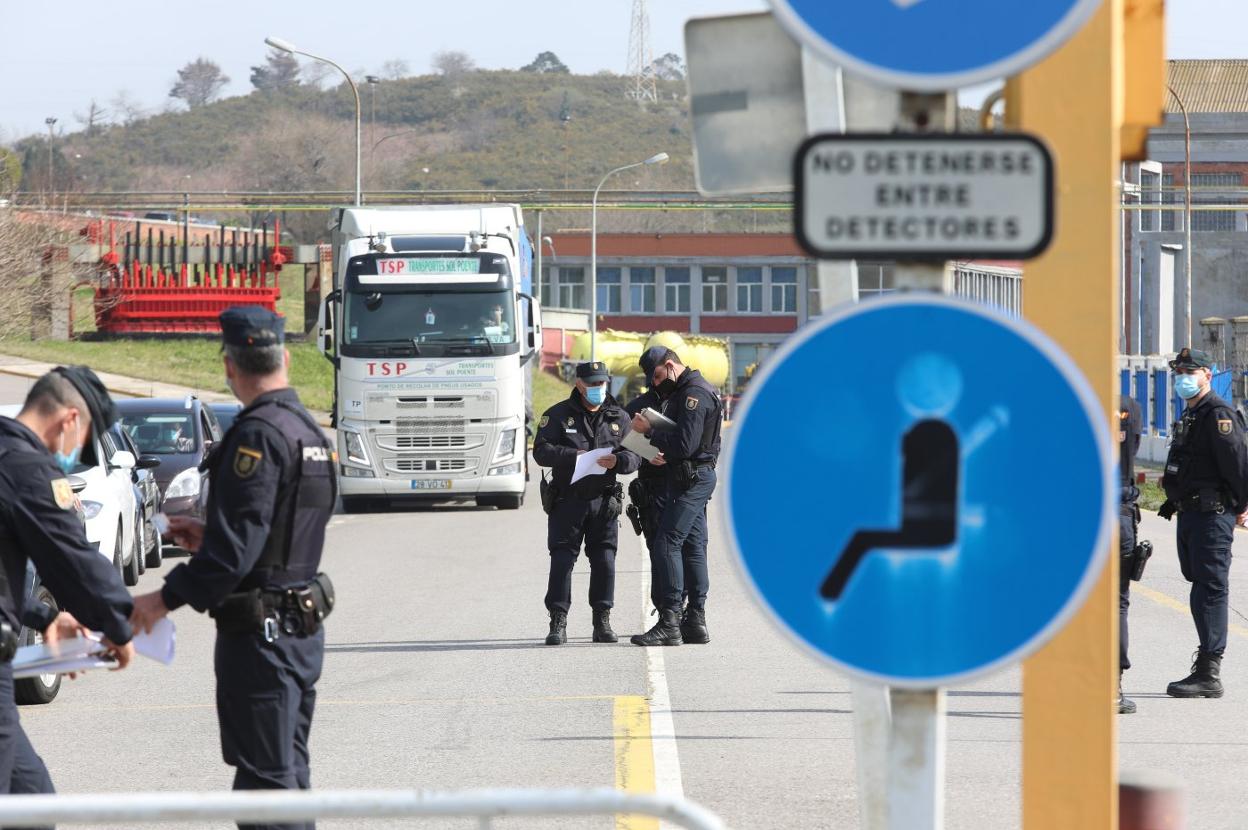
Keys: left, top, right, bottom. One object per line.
{"left": 1007, "top": 1, "right": 1122, "bottom": 827}
{"left": 887, "top": 689, "right": 946, "bottom": 830}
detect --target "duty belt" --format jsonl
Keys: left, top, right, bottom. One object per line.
{"left": 211, "top": 573, "right": 336, "bottom": 642}
{"left": 1179, "top": 491, "right": 1230, "bottom": 514}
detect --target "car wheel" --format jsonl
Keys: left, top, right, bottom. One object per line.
{"left": 112, "top": 526, "right": 124, "bottom": 579}
{"left": 122, "top": 523, "right": 141, "bottom": 587}
{"left": 134, "top": 519, "right": 146, "bottom": 576}
{"left": 144, "top": 518, "right": 164, "bottom": 569}
{"left": 16, "top": 586, "right": 62, "bottom": 706}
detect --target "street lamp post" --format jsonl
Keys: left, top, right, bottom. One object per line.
{"left": 44, "top": 117, "right": 57, "bottom": 202}
{"left": 265, "top": 37, "right": 361, "bottom": 206}
{"left": 1168, "top": 83, "right": 1193, "bottom": 347}
{"left": 590, "top": 152, "right": 669, "bottom": 362}
{"left": 365, "top": 75, "right": 380, "bottom": 175}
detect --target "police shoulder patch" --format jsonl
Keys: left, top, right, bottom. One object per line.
{"left": 611, "top": 422, "right": 620, "bottom": 432}
{"left": 233, "top": 445, "right": 263, "bottom": 478}
{"left": 50, "top": 478, "right": 74, "bottom": 510}
{"left": 1218, "top": 418, "right": 1234, "bottom": 435}
{"left": 566, "top": 417, "right": 575, "bottom": 427}
{"left": 539, "top": 415, "right": 550, "bottom": 428}
{"left": 686, "top": 395, "right": 699, "bottom": 410}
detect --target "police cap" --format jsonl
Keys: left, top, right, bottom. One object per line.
{"left": 576, "top": 361, "right": 610, "bottom": 383}
{"left": 1169, "top": 347, "right": 1214, "bottom": 370}
{"left": 52, "top": 365, "right": 119, "bottom": 433}
{"left": 639, "top": 346, "right": 669, "bottom": 381}
{"left": 220, "top": 306, "right": 284, "bottom": 348}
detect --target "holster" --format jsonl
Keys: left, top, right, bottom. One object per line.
{"left": 540, "top": 472, "right": 560, "bottom": 516}
{"left": 0, "top": 623, "right": 17, "bottom": 663}
{"left": 211, "top": 572, "right": 335, "bottom": 639}
{"left": 604, "top": 482, "right": 624, "bottom": 519}
{"left": 1124, "top": 540, "right": 1153, "bottom": 582}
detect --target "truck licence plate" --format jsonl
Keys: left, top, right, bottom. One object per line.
{"left": 410, "top": 479, "right": 451, "bottom": 491}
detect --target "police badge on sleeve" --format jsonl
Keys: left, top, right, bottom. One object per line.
{"left": 233, "top": 446, "right": 263, "bottom": 478}
{"left": 50, "top": 478, "right": 74, "bottom": 510}
{"left": 1219, "top": 418, "right": 1234, "bottom": 435}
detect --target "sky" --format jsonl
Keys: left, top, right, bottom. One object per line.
{"left": 0, "top": 0, "right": 1240, "bottom": 140}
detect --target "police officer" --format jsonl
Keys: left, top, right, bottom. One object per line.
{"left": 624, "top": 347, "right": 670, "bottom": 611}
{"left": 131, "top": 307, "right": 336, "bottom": 830}
{"left": 1118, "top": 394, "right": 1143, "bottom": 714}
{"left": 1158, "top": 347, "right": 1248, "bottom": 699}
{"left": 630, "top": 349, "right": 721, "bottom": 647}
{"left": 533, "top": 361, "right": 641, "bottom": 645}
{"left": 0, "top": 367, "right": 135, "bottom": 804}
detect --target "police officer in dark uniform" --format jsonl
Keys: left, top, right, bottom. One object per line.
{"left": 131, "top": 307, "right": 336, "bottom": 830}
{"left": 1158, "top": 347, "right": 1248, "bottom": 699}
{"left": 624, "top": 347, "right": 672, "bottom": 611}
{"left": 0, "top": 366, "right": 135, "bottom": 804}
{"left": 533, "top": 361, "right": 641, "bottom": 645}
{"left": 629, "top": 349, "right": 721, "bottom": 647}
{"left": 1118, "top": 394, "right": 1143, "bottom": 714}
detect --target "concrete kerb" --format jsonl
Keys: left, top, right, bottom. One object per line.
{"left": 0, "top": 355, "right": 333, "bottom": 428}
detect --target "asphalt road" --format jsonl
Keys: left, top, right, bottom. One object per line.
{"left": 1, "top": 371, "right": 1246, "bottom": 828}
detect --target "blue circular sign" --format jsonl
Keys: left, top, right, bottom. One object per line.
{"left": 724, "top": 296, "right": 1112, "bottom": 687}
{"left": 769, "top": 0, "right": 1103, "bottom": 91}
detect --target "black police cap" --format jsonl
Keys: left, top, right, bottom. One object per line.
{"left": 1169, "top": 347, "right": 1214, "bottom": 370}
{"left": 52, "top": 365, "right": 118, "bottom": 433}
{"left": 220, "top": 306, "right": 284, "bottom": 348}
{"left": 639, "top": 346, "right": 669, "bottom": 381}
{"left": 576, "top": 361, "right": 610, "bottom": 383}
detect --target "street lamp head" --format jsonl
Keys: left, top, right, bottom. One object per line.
{"left": 264, "top": 36, "right": 297, "bottom": 53}
{"left": 365, "top": 75, "right": 381, "bottom": 85}
{"left": 45, "top": 117, "right": 57, "bottom": 127}
{"left": 644, "top": 152, "right": 669, "bottom": 166}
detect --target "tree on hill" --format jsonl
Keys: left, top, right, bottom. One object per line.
{"left": 432, "top": 50, "right": 475, "bottom": 78}
{"left": 652, "top": 53, "right": 685, "bottom": 81}
{"left": 73, "top": 100, "right": 109, "bottom": 137}
{"left": 521, "top": 52, "right": 570, "bottom": 74}
{"left": 169, "top": 58, "right": 230, "bottom": 108}
{"left": 110, "top": 90, "right": 146, "bottom": 125}
{"left": 0, "top": 148, "right": 21, "bottom": 192}
{"left": 250, "top": 49, "right": 301, "bottom": 92}
{"left": 381, "top": 59, "right": 410, "bottom": 80}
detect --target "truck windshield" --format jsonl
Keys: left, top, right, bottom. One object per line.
{"left": 343, "top": 289, "right": 516, "bottom": 346}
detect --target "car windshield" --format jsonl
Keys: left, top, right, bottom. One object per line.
{"left": 343, "top": 289, "right": 516, "bottom": 346}
{"left": 120, "top": 414, "right": 196, "bottom": 454}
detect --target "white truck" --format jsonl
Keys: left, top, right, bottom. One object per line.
{"left": 318, "top": 205, "right": 540, "bottom": 511}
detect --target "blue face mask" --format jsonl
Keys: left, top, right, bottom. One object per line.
{"left": 584, "top": 385, "right": 606, "bottom": 406}
{"left": 1175, "top": 374, "right": 1202, "bottom": 400}
{"left": 53, "top": 422, "right": 81, "bottom": 474}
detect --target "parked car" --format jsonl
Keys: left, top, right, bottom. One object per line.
{"left": 0, "top": 406, "right": 149, "bottom": 586}
{"left": 208, "top": 401, "right": 243, "bottom": 434}
{"left": 116, "top": 397, "right": 222, "bottom": 541}
{"left": 109, "top": 423, "right": 163, "bottom": 570}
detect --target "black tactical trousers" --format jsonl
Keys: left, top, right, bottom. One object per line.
{"left": 0, "top": 664, "right": 54, "bottom": 829}
{"left": 1177, "top": 510, "right": 1235, "bottom": 656}
{"left": 1119, "top": 501, "right": 1136, "bottom": 672}
{"left": 216, "top": 628, "right": 324, "bottom": 830}
{"left": 545, "top": 495, "right": 619, "bottom": 613}
{"left": 653, "top": 468, "right": 715, "bottom": 611}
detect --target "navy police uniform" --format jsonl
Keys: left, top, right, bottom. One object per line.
{"left": 1160, "top": 348, "right": 1248, "bottom": 698}
{"left": 159, "top": 308, "right": 336, "bottom": 829}
{"left": 624, "top": 386, "right": 668, "bottom": 608}
{"left": 0, "top": 366, "right": 133, "bottom": 805}
{"left": 533, "top": 362, "right": 640, "bottom": 637}
{"left": 1118, "top": 395, "right": 1142, "bottom": 713}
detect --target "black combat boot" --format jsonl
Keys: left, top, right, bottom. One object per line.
{"left": 1166, "top": 651, "right": 1224, "bottom": 698}
{"left": 630, "top": 607, "right": 683, "bottom": 647}
{"left": 593, "top": 609, "right": 618, "bottom": 643}
{"left": 681, "top": 606, "right": 710, "bottom": 645}
{"left": 545, "top": 610, "right": 567, "bottom": 646}
{"left": 1117, "top": 674, "right": 1136, "bottom": 714}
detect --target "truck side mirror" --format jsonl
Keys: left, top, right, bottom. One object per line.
{"left": 319, "top": 290, "right": 341, "bottom": 367}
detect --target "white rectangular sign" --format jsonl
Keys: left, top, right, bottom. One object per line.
{"left": 796, "top": 133, "right": 1054, "bottom": 260}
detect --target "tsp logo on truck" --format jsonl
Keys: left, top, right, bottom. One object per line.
{"left": 366, "top": 362, "right": 408, "bottom": 376}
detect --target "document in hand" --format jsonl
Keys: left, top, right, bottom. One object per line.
{"left": 571, "top": 447, "right": 614, "bottom": 484}
{"left": 621, "top": 429, "right": 662, "bottom": 462}
{"left": 12, "top": 618, "right": 177, "bottom": 679}
{"left": 643, "top": 408, "right": 677, "bottom": 432}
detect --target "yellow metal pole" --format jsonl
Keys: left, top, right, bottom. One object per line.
{"left": 1006, "top": 0, "right": 1123, "bottom": 827}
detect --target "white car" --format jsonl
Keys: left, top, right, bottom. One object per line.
{"left": 0, "top": 406, "right": 146, "bottom": 585}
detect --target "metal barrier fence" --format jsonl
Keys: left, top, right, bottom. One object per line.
{"left": 0, "top": 788, "right": 726, "bottom": 829}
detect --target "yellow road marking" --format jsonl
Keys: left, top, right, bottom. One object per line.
{"left": 1135, "top": 583, "right": 1248, "bottom": 639}
{"left": 613, "top": 695, "right": 657, "bottom": 830}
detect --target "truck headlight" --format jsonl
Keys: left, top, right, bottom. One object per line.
{"left": 488, "top": 462, "right": 522, "bottom": 476}
{"left": 494, "top": 428, "right": 518, "bottom": 461}
{"left": 164, "top": 468, "right": 201, "bottom": 500}
{"left": 340, "top": 466, "right": 375, "bottom": 478}
{"left": 81, "top": 500, "right": 105, "bottom": 519}
{"left": 343, "top": 430, "right": 370, "bottom": 466}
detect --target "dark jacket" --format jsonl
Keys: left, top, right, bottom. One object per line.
{"left": 625, "top": 389, "right": 666, "bottom": 481}
{"left": 1161, "top": 391, "right": 1248, "bottom": 514}
{"left": 1119, "top": 394, "right": 1142, "bottom": 493}
{"left": 0, "top": 417, "right": 133, "bottom": 644}
{"left": 533, "top": 390, "right": 641, "bottom": 500}
{"left": 648, "top": 368, "right": 722, "bottom": 465}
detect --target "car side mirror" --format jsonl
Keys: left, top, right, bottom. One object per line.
{"left": 68, "top": 475, "right": 88, "bottom": 494}
{"left": 137, "top": 454, "right": 162, "bottom": 470}
{"left": 110, "top": 450, "right": 136, "bottom": 470}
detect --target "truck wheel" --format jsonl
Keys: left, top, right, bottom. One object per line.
{"left": 479, "top": 494, "right": 523, "bottom": 510}
{"left": 16, "top": 585, "right": 62, "bottom": 705}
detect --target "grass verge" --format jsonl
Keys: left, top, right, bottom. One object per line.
{"left": 533, "top": 368, "right": 572, "bottom": 424}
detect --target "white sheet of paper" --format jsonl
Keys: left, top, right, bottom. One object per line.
{"left": 621, "top": 429, "right": 662, "bottom": 462}
{"left": 571, "top": 448, "right": 614, "bottom": 484}
{"left": 133, "top": 618, "right": 176, "bottom": 665}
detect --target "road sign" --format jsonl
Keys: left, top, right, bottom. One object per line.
{"left": 768, "top": 0, "right": 1103, "bottom": 91}
{"left": 724, "top": 295, "right": 1112, "bottom": 688}
{"left": 795, "top": 133, "right": 1054, "bottom": 260}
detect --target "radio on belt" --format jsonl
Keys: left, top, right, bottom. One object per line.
{"left": 794, "top": 132, "right": 1055, "bottom": 261}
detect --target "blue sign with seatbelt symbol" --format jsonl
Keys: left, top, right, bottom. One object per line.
{"left": 724, "top": 296, "right": 1112, "bottom": 687}
{"left": 768, "top": 0, "right": 1103, "bottom": 91}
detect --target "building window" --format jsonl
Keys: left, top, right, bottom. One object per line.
{"left": 663, "top": 267, "right": 690, "bottom": 313}
{"left": 771, "top": 267, "right": 798, "bottom": 313}
{"left": 597, "top": 267, "right": 622, "bottom": 313}
{"left": 702, "top": 266, "right": 728, "bottom": 312}
{"left": 857, "top": 262, "right": 896, "bottom": 299}
{"left": 629, "top": 267, "right": 656, "bottom": 313}
{"left": 1140, "top": 170, "right": 1159, "bottom": 233}
{"left": 1161, "top": 173, "right": 1178, "bottom": 232}
{"left": 733, "top": 343, "right": 760, "bottom": 390}
{"left": 1192, "top": 173, "right": 1239, "bottom": 232}
{"left": 557, "top": 266, "right": 585, "bottom": 310}
{"left": 540, "top": 266, "right": 553, "bottom": 308}
{"left": 736, "top": 267, "right": 763, "bottom": 312}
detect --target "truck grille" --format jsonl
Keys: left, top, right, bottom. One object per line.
{"left": 383, "top": 434, "right": 475, "bottom": 450}
{"left": 386, "top": 458, "right": 475, "bottom": 473}
{"left": 394, "top": 396, "right": 466, "bottom": 410}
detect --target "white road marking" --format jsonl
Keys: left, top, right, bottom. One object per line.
{"left": 638, "top": 535, "right": 686, "bottom": 827}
